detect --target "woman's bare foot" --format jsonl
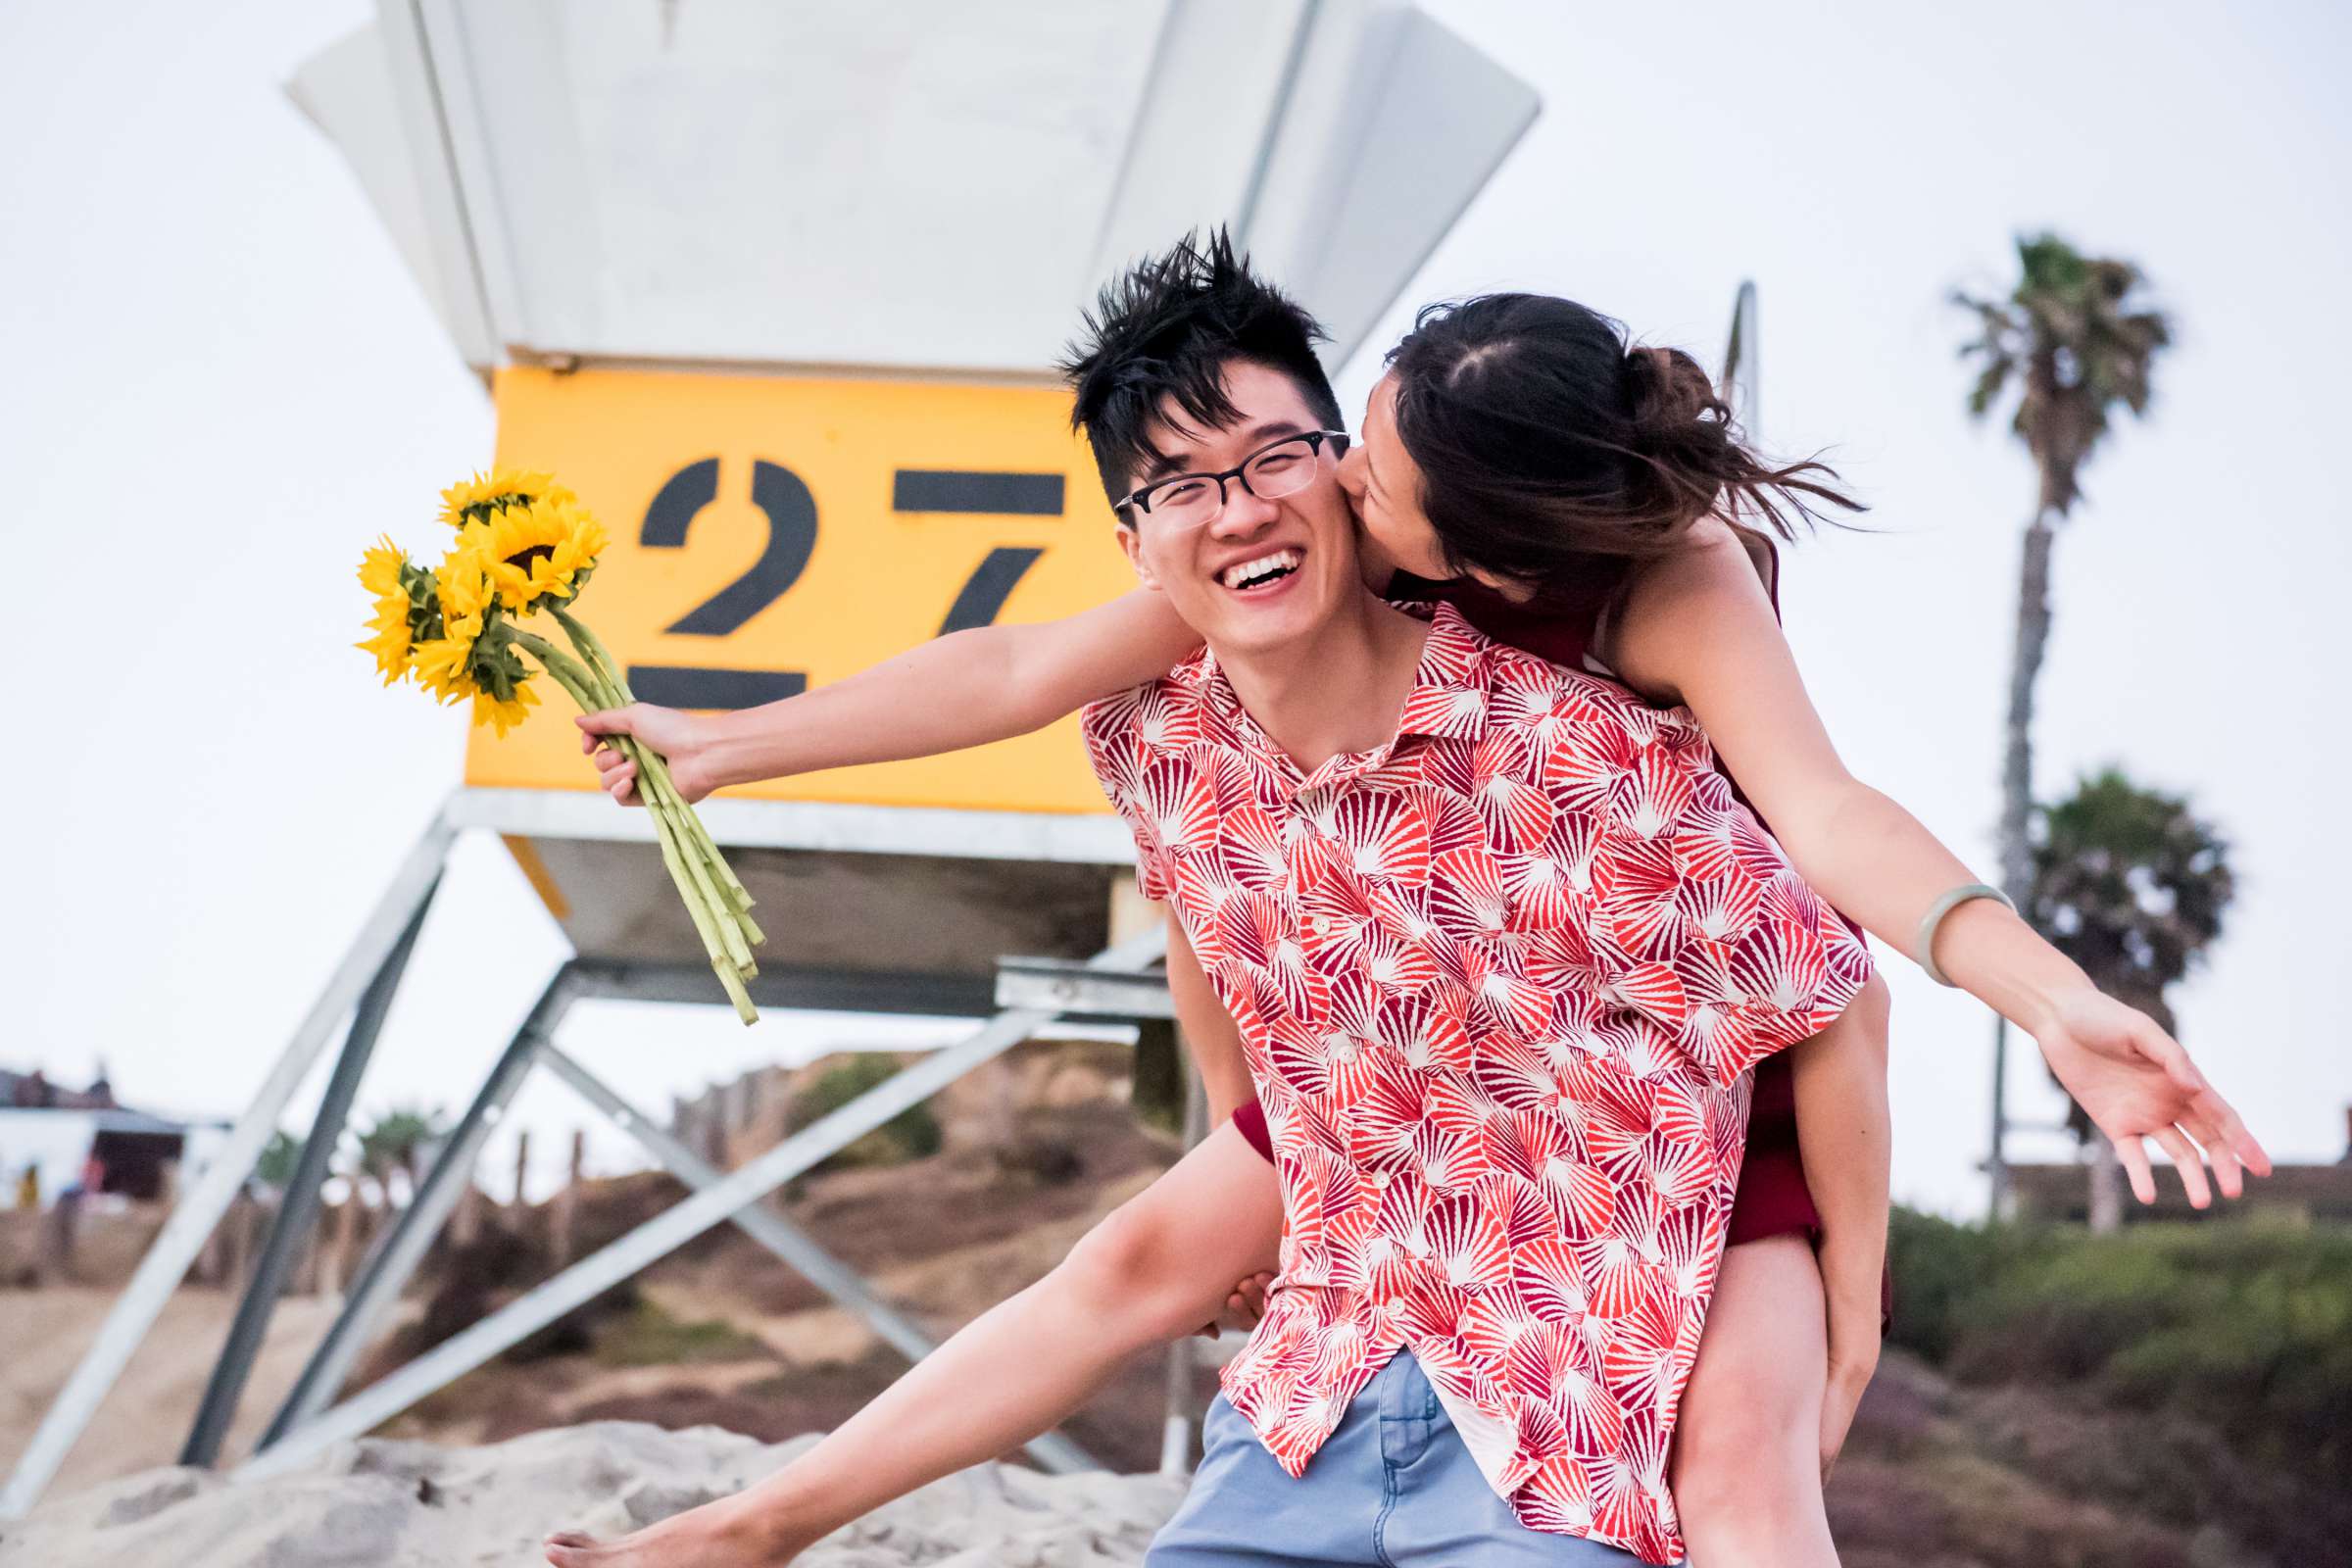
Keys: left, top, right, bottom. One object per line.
{"left": 544, "top": 1492, "right": 819, "bottom": 1568}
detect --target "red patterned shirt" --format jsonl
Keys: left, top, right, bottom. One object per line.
{"left": 1080, "top": 603, "right": 1872, "bottom": 1564}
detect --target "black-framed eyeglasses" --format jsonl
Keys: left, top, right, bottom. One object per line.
{"left": 1115, "top": 429, "right": 1351, "bottom": 530}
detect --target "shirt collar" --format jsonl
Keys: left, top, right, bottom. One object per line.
{"left": 1394, "top": 600, "right": 1491, "bottom": 741}
{"left": 1182, "top": 600, "right": 1492, "bottom": 772}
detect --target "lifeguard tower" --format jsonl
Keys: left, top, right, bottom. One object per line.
{"left": 2, "top": 0, "right": 1542, "bottom": 1516}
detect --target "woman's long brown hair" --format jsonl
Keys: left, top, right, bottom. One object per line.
{"left": 1386, "top": 294, "right": 1863, "bottom": 601}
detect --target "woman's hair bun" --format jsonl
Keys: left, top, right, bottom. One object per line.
{"left": 1619, "top": 345, "right": 1724, "bottom": 436}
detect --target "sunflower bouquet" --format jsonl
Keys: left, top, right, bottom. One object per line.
{"left": 357, "top": 469, "right": 763, "bottom": 1023}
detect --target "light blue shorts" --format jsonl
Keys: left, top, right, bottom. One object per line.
{"left": 1146, "top": 1352, "right": 1648, "bottom": 1568}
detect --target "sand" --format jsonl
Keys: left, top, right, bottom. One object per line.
{"left": 0, "top": 1421, "right": 1188, "bottom": 1568}
{"left": 0, "top": 1286, "right": 365, "bottom": 1498}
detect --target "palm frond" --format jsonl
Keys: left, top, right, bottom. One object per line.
{"left": 1967, "top": 358, "right": 2015, "bottom": 418}
{"left": 1962, "top": 232, "right": 2175, "bottom": 514}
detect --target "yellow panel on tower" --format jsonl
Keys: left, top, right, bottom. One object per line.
{"left": 466, "top": 366, "right": 1137, "bottom": 813}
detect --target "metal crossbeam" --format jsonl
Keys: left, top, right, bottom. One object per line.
{"left": 0, "top": 813, "right": 457, "bottom": 1520}
{"left": 535, "top": 1045, "right": 1097, "bottom": 1475}
{"left": 238, "top": 925, "right": 1169, "bottom": 1484}
{"left": 569, "top": 957, "right": 997, "bottom": 1018}
{"left": 446, "top": 786, "right": 1137, "bottom": 865}
{"left": 181, "top": 879, "right": 439, "bottom": 1465}
{"left": 994, "top": 957, "right": 1173, "bottom": 1021}
{"left": 258, "top": 971, "right": 567, "bottom": 1447}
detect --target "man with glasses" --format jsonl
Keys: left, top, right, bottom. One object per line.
{"left": 1067, "top": 237, "right": 1869, "bottom": 1566}
{"left": 1115, "top": 427, "right": 1352, "bottom": 528}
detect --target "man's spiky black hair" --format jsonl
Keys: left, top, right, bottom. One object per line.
{"left": 1059, "top": 228, "right": 1346, "bottom": 511}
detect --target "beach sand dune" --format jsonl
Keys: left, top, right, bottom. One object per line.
{"left": 0, "top": 1422, "right": 1186, "bottom": 1568}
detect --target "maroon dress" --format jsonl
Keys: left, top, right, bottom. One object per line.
{"left": 1229, "top": 551, "right": 1831, "bottom": 1250}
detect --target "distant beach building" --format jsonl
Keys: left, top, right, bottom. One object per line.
{"left": 0, "top": 1067, "right": 229, "bottom": 1208}
{"left": 2007, "top": 1106, "right": 2352, "bottom": 1225}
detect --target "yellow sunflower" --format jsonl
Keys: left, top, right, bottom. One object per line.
{"left": 462, "top": 493, "right": 611, "bottom": 613}
{"left": 470, "top": 680, "right": 541, "bottom": 738}
{"left": 439, "top": 538, "right": 499, "bottom": 625}
{"left": 436, "top": 466, "right": 571, "bottom": 530}
{"left": 409, "top": 628, "right": 477, "bottom": 703}
{"left": 412, "top": 542, "right": 496, "bottom": 702}
{"left": 357, "top": 605, "right": 413, "bottom": 686}
{"left": 357, "top": 535, "right": 405, "bottom": 598}
{"left": 414, "top": 534, "right": 547, "bottom": 726}
{"left": 354, "top": 536, "right": 416, "bottom": 685}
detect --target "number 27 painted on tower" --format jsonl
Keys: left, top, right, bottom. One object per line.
{"left": 471, "top": 366, "right": 1132, "bottom": 813}
{"left": 630, "top": 456, "right": 1061, "bottom": 712}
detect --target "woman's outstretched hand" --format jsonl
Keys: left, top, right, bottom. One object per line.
{"left": 2029, "top": 986, "right": 2271, "bottom": 1205}
{"left": 576, "top": 705, "right": 719, "bottom": 806}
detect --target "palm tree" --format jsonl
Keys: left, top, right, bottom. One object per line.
{"left": 1955, "top": 233, "right": 2173, "bottom": 1209}
{"left": 2028, "top": 769, "right": 2232, "bottom": 1229}
{"left": 253, "top": 1131, "right": 306, "bottom": 1193}
{"left": 354, "top": 1105, "right": 446, "bottom": 1207}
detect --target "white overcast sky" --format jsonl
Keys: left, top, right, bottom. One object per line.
{"left": 2, "top": 0, "right": 2346, "bottom": 1214}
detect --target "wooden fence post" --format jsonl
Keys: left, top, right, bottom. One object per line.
{"left": 511, "top": 1129, "right": 531, "bottom": 1213}
{"left": 450, "top": 1162, "right": 482, "bottom": 1249}
{"left": 296, "top": 1204, "right": 322, "bottom": 1297}
{"left": 322, "top": 1192, "right": 362, "bottom": 1298}
{"left": 223, "top": 1195, "right": 261, "bottom": 1298}
{"left": 550, "top": 1129, "right": 585, "bottom": 1266}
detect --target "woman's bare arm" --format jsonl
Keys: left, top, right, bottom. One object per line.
{"left": 1607, "top": 519, "right": 2268, "bottom": 1201}
{"left": 1166, "top": 912, "right": 1253, "bottom": 1125}
{"left": 1788, "top": 975, "right": 1891, "bottom": 1476}
{"left": 578, "top": 589, "right": 1200, "bottom": 803}
{"left": 1606, "top": 525, "right": 1981, "bottom": 948}
{"left": 1164, "top": 911, "right": 1277, "bottom": 1331}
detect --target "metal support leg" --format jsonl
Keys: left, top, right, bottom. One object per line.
{"left": 0, "top": 813, "right": 456, "bottom": 1520}
{"left": 1159, "top": 1053, "right": 1210, "bottom": 1478}
{"left": 1987, "top": 1014, "right": 2012, "bottom": 1221}
{"left": 239, "top": 926, "right": 1168, "bottom": 1484}
{"left": 536, "top": 1046, "right": 1097, "bottom": 1474}
{"left": 255, "top": 965, "right": 574, "bottom": 1449}
{"left": 181, "top": 879, "right": 440, "bottom": 1466}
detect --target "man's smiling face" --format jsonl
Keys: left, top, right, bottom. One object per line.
{"left": 1115, "top": 358, "right": 1362, "bottom": 662}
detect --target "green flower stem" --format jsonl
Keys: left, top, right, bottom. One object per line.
{"left": 536, "top": 625, "right": 749, "bottom": 935}
{"left": 649, "top": 780, "right": 748, "bottom": 1001}
{"left": 514, "top": 644, "right": 711, "bottom": 947}
{"left": 712, "top": 949, "right": 758, "bottom": 1024}
{"left": 514, "top": 630, "right": 757, "bottom": 1020}
{"left": 540, "top": 653, "right": 756, "bottom": 1018}
{"left": 547, "top": 602, "right": 628, "bottom": 700}
{"left": 654, "top": 794, "right": 759, "bottom": 1022}
{"left": 560, "top": 665, "right": 754, "bottom": 977}
{"left": 550, "top": 605, "right": 756, "bottom": 916}
{"left": 635, "top": 763, "right": 763, "bottom": 945}
{"left": 651, "top": 786, "right": 756, "bottom": 1020}
{"left": 518, "top": 648, "right": 711, "bottom": 955}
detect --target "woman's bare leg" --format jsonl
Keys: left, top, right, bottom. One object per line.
{"left": 544, "top": 1122, "right": 1283, "bottom": 1567}
{"left": 1670, "top": 1233, "right": 1837, "bottom": 1568}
